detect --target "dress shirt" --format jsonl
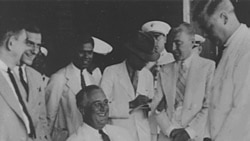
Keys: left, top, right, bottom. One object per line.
{"left": 67, "top": 123, "right": 134, "bottom": 141}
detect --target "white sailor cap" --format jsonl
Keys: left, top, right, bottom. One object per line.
{"left": 40, "top": 47, "right": 48, "bottom": 56}
{"left": 195, "top": 34, "right": 205, "bottom": 44}
{"left": 141, "top": 21, "right": 171, "bottom": 36}
{"left": 93, "top": 37, "right": 113, "bottom": 55}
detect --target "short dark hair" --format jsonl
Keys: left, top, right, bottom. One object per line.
{"left": 76, "top": 85, "right": 102, "bottom": 109}
{"left": 25, "top": 24, "right": 41, "bottom": 34}
{"left": 74, "top": 33, "right": 94, "bottom": 49}
{"left": 193, "top": 0, "right": 234, "bottom": 23}
{"left": 0, "top": 17, "right": 27, "bottom": 47}
{"left": 171, "top": 22, "right": 195, "bottom": 38}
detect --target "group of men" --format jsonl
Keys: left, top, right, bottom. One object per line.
{"left": 1, "top": 0, "right": 250, "bottom": 141}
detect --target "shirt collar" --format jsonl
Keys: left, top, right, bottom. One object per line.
{"left": 179, "top": 53, "right": 194, "bottom": 69}
{"left": 83, "top": 123, "right": 108, "bottom": 136}
{"left": 0, "top": 59, "right": 9, "bottom": 72}
{"left": 71, "top": 63, "right": 86, "bottom": 74}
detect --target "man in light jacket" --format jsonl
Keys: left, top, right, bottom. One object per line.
{"left": 154, "top": 23, "right": 215, "bottom": 141}
{"left": 100, "top": 31, "right": 160, "bottom": 141}
{"left": 193, "top": 0, "right": 250, "bottom": 141}
{"left": 46, "top": 34, "right": 98, "bottom": 141}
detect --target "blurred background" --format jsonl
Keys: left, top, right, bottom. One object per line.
{"left": 0, "top": 0, "right": 249, "bottom": 75}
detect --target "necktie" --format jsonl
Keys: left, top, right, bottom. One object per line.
{"left": 99, "top": 129, "right": 111, "bottom": 141}
{"left": 80, "top": 69, "right": 86, "bottom": 89}
{"left": 131, "top": 71, "right": 138, "bottom": 93}
{"left": 7, "top": 68, "right": 36, "bottom": 139}
{"left": 19, "top": 67, "right": 29, "bottom": 101}
{"left": 175, "top": 61, "right": 187, "bottom": 109}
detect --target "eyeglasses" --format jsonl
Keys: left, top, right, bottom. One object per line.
{"left": 90, "top": 99, "right": 109, "bottom": 110}
{"left": 25, "top": 39, "right": 43, "bottom": 49}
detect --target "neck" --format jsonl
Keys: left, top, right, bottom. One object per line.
{"left": 223, "top": 16, "right": 241, "bottom": 44}
{"left": 126, "top": 60, "right": 136, "bottom": 78}
{"left": 0, "top": 50, "right": 17, "bottom": 69}
{"left": 73, "top": 62, "right": 85, "bottom": 71}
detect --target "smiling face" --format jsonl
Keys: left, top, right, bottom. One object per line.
{"left": 172, "top": 31, "right": 194, "bottom": 61}
{"left": 20, "top": 32, "right": 42, "bottom": 66}
{"left": 84, "top": 89, "right": 109, "bottom": 130}
{"left": 10, "top": 30, "right": 35, "bottom": 66}
{"left": 73, "top": 42, "right": 94, "bottom": 70}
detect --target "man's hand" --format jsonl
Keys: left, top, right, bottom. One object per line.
{"left": 203, "top": 138, "right": 212, "bottom": 141}
{"left": 170, "top": 128, "right": 190, "bottom": 141}
{"left": 156, "top": 96, "right": 166, "bottom": 112}
{"left": 129, "top": 95, "right": 151, "bottom": 109}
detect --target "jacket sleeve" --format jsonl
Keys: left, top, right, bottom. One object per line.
{"left": 186, "top": 62, "right": 215, "bottom": 139}
{"left": 154, "top": 71, "right": 180, "bottom": 137}
{"left": 214, "top": 55, "right": 250, "bottom": 141}
{"left": 100, "top": 67, "right": 130, "bottom": 118}
{"left": 45, "top": 72, "right": 66, "bottom": 134}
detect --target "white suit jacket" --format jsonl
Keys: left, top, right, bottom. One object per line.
{"left": 25, "top": 66, "right": 50, "bottom": 141}
{"left": 100, "top": 61, "right": 154, "bottom": 141}
{"left": 45, "top": 63, "right": 98, "bottom": 141}
{"left": 67, "top": 123, "right": 134, "bottom": 141}
{"left": 0, "top": 69, "right": 32, "bottom": 141}
{"left": 208, "top": 24, "right": 250, "bottom": 141}
{"left": 154, "top": 54, "right": 215, "bottom": 141}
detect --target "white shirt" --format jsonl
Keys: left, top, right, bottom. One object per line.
{"left": 71, "top": 63, "right": 101, "bottom": 86}
{"left": 0, "top": 59, "right": 30, "bottom": 134}
{"left": 67, "top": 123, "right": 134, "bottom": 141}
{"left": 14, "top": 64, "right": 28, "bottom": 83}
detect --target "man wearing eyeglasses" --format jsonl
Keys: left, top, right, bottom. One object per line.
{"left": 67, "top": 85, "right": 133, "bottom": 141}
{"left": 141, "top": 21, "right": 175, "bottom": 141}
{"left": 0, "top": 17, "right": 38, "bottom": 141}
{"left": 13, "top": 24, "right": 51, "bottom": 141}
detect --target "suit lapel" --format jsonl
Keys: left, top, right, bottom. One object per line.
{"left": 0, "top": 72, "right": 27, "bottom": 124}
{"left": 181, "top": 55, "right": 202, "bottom": 120}
{"left": 65, "top": 64, "right": 81, "bottom": 95}
{"left": 118, "top": 61, "right": 135, "bottom": 99}
{"left": 160, "top": 62, "right": 177, "bottom": 117}
{"left": 25, "top": 67, "right": 43, "bottom": 110}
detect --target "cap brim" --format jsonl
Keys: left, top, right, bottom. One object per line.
{"left": 126, "top": 44, "right": 160, "bottom": 61}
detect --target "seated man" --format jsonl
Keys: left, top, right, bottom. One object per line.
{"left": 67, "top": 85, "right": 134, "bottom": 141}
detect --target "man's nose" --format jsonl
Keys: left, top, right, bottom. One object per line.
{"left": 172, "top": 43, "right": 177, "bottom": 51}
{"left": 32, "top": 46, "right": 40, "bottom": 55}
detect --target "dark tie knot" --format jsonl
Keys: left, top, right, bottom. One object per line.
{"left": 99, "top": 129, "right": 110, "bottom": 141}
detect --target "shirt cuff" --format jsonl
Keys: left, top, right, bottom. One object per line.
{"left": 185, "top": 126, "right": 196, "bottom": 139}
{"left": 155, "top": 109, "right": 164, "bottom": 115}
{"left": 166, "top": 125, "right": 178, "bottom": 137}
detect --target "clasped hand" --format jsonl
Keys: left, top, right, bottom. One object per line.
{"left": 170, "top": 128, "right": 190, "bottom": 141}
{"left": 129, "top": 95, "right": 151, "bottom": 109}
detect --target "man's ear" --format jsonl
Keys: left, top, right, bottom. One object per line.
{"left": 220, "top": 11, "right": 229, "bottom": 25}
{"left": 6, "top": 36, "right": 16, "bottom": 51}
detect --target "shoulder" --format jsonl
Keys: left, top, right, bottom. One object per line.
{"left": 160, "top": 61, "right": 175, "bottom": 72}
{"left": 66, "top": 125, "right": 85, "bottom": 141}
{"left": 197, "top": 56, "right": 215, "bottom": 68}
{"left": 48, "top": 66, "right": 68, "bottom": 85}
{"left": 106, "top": 124, "right": 133, "bottom": 140}
{"left": 103, "top": 62, "right": 124, "bottom": 75}
{"left": 105, "top": 62, "right": 123, "bottom": 71}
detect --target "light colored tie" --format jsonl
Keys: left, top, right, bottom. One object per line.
{"left": 175, "top": 61, "right": 187, "bottom": 109}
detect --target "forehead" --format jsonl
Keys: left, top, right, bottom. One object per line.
{"left": 173, "top": 31, "right": 190, "bottom": 41}
{"left": 26, "top": 32, "right": 42, "bottom": 43}
{"left": 78, "top": 42, "right": 94, "bottom": 51}
{"left": 88, "top": 89, "right": 106, "bottom": 103}
{"left": 16, "top": 29, "right": 28, "bottom": 40}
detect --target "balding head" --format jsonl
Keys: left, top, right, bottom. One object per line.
{"left": 193, "top": 0, "right": 240, "bottom": 45}
{"left": 76, "top": 85, "right": 109, "bottom": 130}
